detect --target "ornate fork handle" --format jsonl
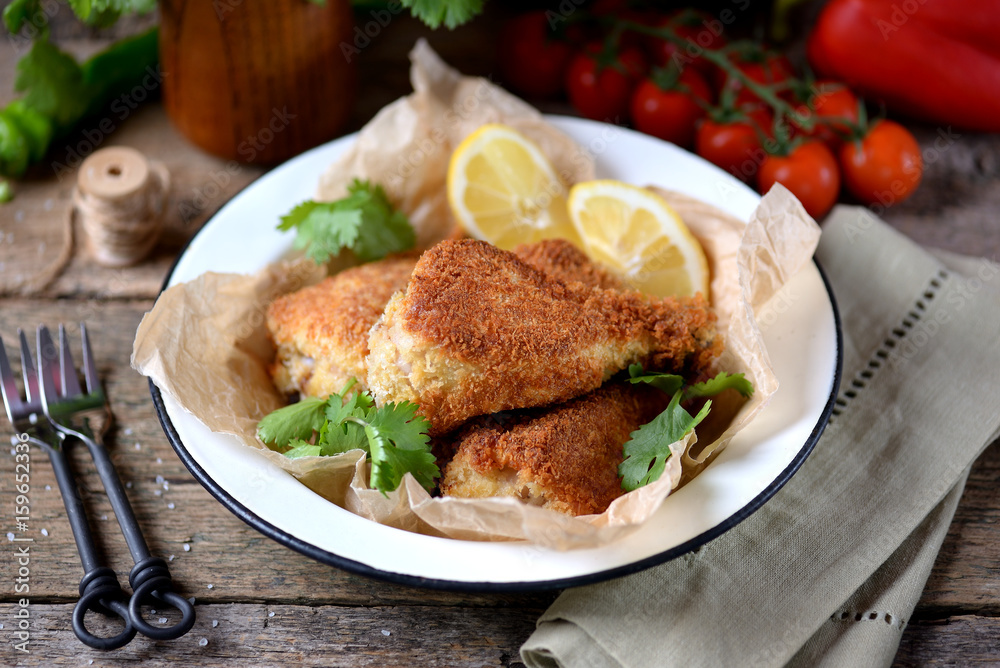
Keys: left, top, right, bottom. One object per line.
{"left": 25, "top": 434, "right": 136, "bottom": 650}
{"left": 54, "top": 420, "right": 196, "bottom": 640}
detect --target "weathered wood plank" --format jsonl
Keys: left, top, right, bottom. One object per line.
{"left": 917, "top": 440, "right": 1000, "bottom": 614}
{"left": 0, "top": 602, "right": 541, "bottom": 666}
{"left": 895, "top": 615, "right": 1000, "bottom": 666}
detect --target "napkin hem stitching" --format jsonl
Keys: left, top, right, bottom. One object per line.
{"left": 830, "top": 268, "right": 950, "bottom": 419}
{"left": 830, "top": 608, "right": 907, "bottom": 632}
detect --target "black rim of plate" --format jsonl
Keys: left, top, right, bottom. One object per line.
{"left": 149, "top": 253, "right": 842, "bottom": 593}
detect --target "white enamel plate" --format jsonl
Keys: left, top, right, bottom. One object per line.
{"left": 151, "top": 117, "right": 841, "bottom": 590}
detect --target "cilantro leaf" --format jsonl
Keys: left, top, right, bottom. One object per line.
{"left": 256, "top": 396, "right": 328, "bottom": 450}
{"left": 14, "top": 39, "right": 89, "bottom": 129}
{"left": 619, "top": 391, "right": 712, "bottom": 492}
{"left": 259, "top": 379, "right": 437, "bottom": 494}
{"left": 684, "top": 372, "right": 754, "bottom": 400}
{"left": 365, "top": 401, "right": 438, "bottom": 494}
{"left": 284, "top": 440, "right": 323, "bottom": 459}
{"left": 278, "top": 179, "right": 415, "bottom": 265}
{"left": 400, "top": 0, "right": 484, "bottom": 29}
{"left": 626, "top": 364, "right": 685, "bottom": 395}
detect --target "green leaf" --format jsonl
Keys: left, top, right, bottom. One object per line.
{"left": 318, "top": 417, "right": 370, "bottom": 455}
{"left": 277, "top": 180, "right": 415, "bottom": 265}
{"left": 321, "top": 387, "right": 374, "bottom": 455}
{"left": 619, "top": 391, "right": 712, "bottom": 492}
{"left": 346, "top": 181, "right": 415, "bottom": 261}
{"left": 284, "top": 440, "right": 323, "bottom": 459}
{"left": 0, "top": 179, "right": 13, "bottom": 203}
{"left": 365, "top": 401, "right": 438, "bottom": 494}
{"left": 626, "top": 364, "right": 685, "bottom": 395}
{"left": 399, "top": 0, "right": 483, "bottom": 29}
{"left": 3, "top": 0, "right": 40, "bottom": 33}
{"left": 14, "top": 39, "right": 89, "bottom": 130}
{"left": 256, "top": 396, "right": 328, "bottom": 449}
{"left": 684, "top": 372, "right": 754, "bottom": 400}
{"left": 64, "top": 0, "right": 156, "bottom": 27}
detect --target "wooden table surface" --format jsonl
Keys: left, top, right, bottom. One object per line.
{"left": 2, "top": 7, "right": 1000, "bottom": 667}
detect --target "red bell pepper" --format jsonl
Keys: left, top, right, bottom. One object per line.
{"left": 807, "top": 0, "right": 1000, "bottom": 132}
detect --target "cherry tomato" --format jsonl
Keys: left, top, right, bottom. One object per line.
{"left": 839, "top": 119, "right": 922, "bottom": 206}
{"left": 630, "top": 68, "right": 711, "bottom": 148}
{"left": 695, "top": 106, "right": 773, "bottom": 181}
{"left": 646, "top": 10, "right": 726, "bottom": 77}
{"left": 718, "top": 51, "right": 794, "bottom": 107}
{"left": 792, "top": 81, "right": 860, "bottom": 148}
{"left": 497, "top": 12, "right": 573, "bottom": 99}
{"left": 566, "top": 45, "right": 647, "bottom": 122}
{"left": 758, "top": 140, "right": 841, "bottom": 219}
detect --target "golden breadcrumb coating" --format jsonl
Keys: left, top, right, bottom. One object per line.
{"left": 366, "top": 239, "right": 720, "bottom": 435}
{"left": 440, "top": 384, "right": 669, "bottom": 515}
{"left": 266, "top": 254, "right": 417, "bottom": 397}
{"left": 513, "top": 238, "right": 625, "bottom": 291}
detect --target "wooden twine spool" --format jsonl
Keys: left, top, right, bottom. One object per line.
{"left": 74, "top": 147, "right": 169, "bottom": 267}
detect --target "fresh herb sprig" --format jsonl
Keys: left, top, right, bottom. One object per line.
{"left": 619, "top": 365, "right": 754, "bottom": 492}
{"left": 257, "top": 379, "right": 439, "bottom": 495}
{"left": 278, "top": 179, "right": 415, "bottom": 265}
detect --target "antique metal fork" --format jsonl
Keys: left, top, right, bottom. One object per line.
{"left": 36, "top": 324, "right": 196, "bottom": 641}
{"left": 0, "top": 329, "right": 135, "bottom": 650}
{"left": 0, "top": 324, "right": 195, "bottom": 648}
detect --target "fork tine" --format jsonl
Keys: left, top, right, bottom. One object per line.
{"left": 80, "top": 323, "right": 101, "bottom": 396}
{"left": 0, "top": 334, "right": 23, "bottom": 420}
{"left": 58, "top": 324, "right": 83, "bottom": 398}
{"left": 19, "top": 329, "right": 40, "bottom": 406}
{"left": 37, "top": 326, "right": 60, "bottom": 406}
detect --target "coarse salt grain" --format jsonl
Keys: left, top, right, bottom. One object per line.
{"left": 382, "top": 630, "right": 391, "bottom": 636}
{"left": 199, "top": 638, "right": 208, "bottom": 647}
{"left": 156, "top": 475, "right": 164, "bottom": 484}
{"left": 268, "top": 611, "right": 274, "bottom": 618}
{"left": 206, "top": 584, "right": 213, "bottom": 589}
{"left": 159, "top": 618, "right": 168, "bottom": 624}
{"left": 135, "top": 443, "right": 141, "bottom": 450}
{"left": 212, "top": 620, "right": 219, "bottom": 628}
{"left": 41, "top": 528, "right": 48, "bottom": 536}
{"left": 183, "top": 543, "right": 191, "bottom": 551}
{"left": 167, "top": 503, "right": 175, "bottom": 510}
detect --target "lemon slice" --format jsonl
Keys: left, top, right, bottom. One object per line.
{"left": 568, "top": 180, "right": 710, "bottom": 298}
{"left": 448, "top": 124, "right": 581, "bottom": 249}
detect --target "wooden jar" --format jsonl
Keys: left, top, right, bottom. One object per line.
{"left": 158, "top": 0, "right": 357, "bottom": 164}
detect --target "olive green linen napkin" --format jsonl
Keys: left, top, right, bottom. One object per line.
{"left": 521, "top": 206, "right": 1000, "bottom": 668}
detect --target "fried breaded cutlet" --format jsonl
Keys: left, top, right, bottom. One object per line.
{"left": 513, "top": 238, "right": 625, "bottom": 291}
{"left": 266, "top": 254, "right": 417, "bottom": 397}
{"left": 366, "top": 239, "right": 721, "bottom": 435}
{"left": 439, "top": 384, "right": 669, "bottom": 515}
{"left": 266, "top": 240, "right": 626, "bottom": 400}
